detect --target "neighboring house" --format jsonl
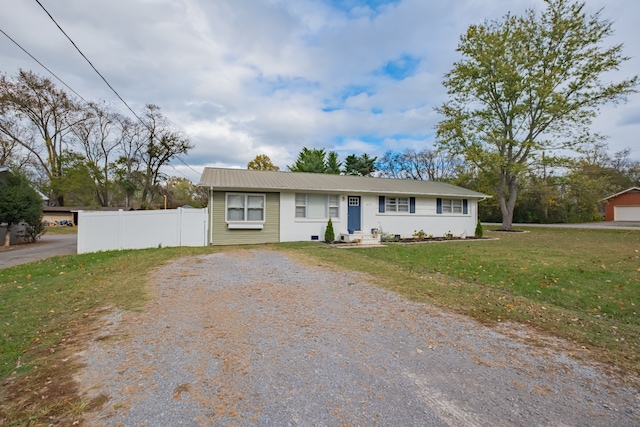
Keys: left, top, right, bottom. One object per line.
{"left": 43, "top": 206, "right": 135, "bottom": 226}
{"left": 198, "top": 168, "right": 489, "bottom": 245}
{"left": 43, "top": 206, "right": 77, "bottom": 226}
{"left": 600, "top": 187, "right": 640, "bottom": 221}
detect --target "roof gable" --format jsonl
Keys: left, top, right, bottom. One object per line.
{"left": 600, "top": 187, "right": 640, "bottom": 202}
{"left": 198, "top": 168, "right": 489, "bottom": 199}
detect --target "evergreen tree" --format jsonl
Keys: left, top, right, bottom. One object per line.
{"left": 324, "top": 218, "right": 335, "bottom": 242}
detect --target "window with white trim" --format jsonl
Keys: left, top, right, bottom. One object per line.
{"left": 295, "top": 193, "right": 339, "bottom": 219}
{"left": 437, "top": 198, "right": 468, "bottom": 214}
{"left": 226, "top": 193, "right": 265, "bottom": 224}
{"left": 442, "top": 198, "right": 462, "bottom": 214}
{"left": 385, "top": 197, "right": 409, "bottom": 213}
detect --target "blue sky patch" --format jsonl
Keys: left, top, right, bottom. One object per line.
{"left": 326, "top": 0, "right": 401, "bottom": 14}
{"left": 339, "top": 84, "right": 376, "bottom": 101}
{"left": 375, "top": 54, "right": 421, "bottom": 80}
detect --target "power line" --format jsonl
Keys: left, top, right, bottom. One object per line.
{"left": 33, "top": 0, "right": 141, "bottom": 122}
{"left": 33, "top": 0, "right": 202, "bottom": 178}
{"left": 0, "top": 27, "right": 89, "bottom": 103}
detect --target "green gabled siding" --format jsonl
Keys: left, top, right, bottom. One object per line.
{"left": 210, "top": 191, "right": 280, "bottom": 245}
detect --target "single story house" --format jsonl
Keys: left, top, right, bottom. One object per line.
{"left": 600, "top": 187, "right": 640, "bottom": 221}
{"left": 198, "top": 168, "right": 489, "bottom": 245}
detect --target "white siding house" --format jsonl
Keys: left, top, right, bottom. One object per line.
{"left": 198, "top": 168, "right": 489, "bottom": 245}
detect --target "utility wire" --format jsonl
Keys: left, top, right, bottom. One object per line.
{"left": 33, "top": 0, "right": 141, "bottom": 122}
{"left": 33, "top": 0, "right": 202, "bottom": 178}
{"left": 2, "top": 8, "right": 198, "bottom": 183}
{"left": 0, "top": 27, "right": 89, "bottom": 104}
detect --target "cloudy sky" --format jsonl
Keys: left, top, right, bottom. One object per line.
{"left": 1, "top": 0, "right": 638, "bottom": 182}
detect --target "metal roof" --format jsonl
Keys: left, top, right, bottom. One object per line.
{"left": 198, "top": 168, "right": 489, "bottom": 198}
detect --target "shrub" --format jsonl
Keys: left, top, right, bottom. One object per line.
{"left": 475, "top": 220, "right": 483, "bottom": 238}
{"left": 23, "top": 220, "right": 47, "bottom": 243}
{"left": 324, "top": 218, "right": 335, "bottom": 242}
{"left": 412, "top": 229, "right": 426, "bottom": 240}
{"left": 380, "top": 232, "right": 399, "bottom": 242}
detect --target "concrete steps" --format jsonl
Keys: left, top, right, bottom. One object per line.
{"left": 338, "top": 231, "right": 381, "bottom": 245}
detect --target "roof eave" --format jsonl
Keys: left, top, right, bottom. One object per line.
{"left": 199, "top": 184, "right": 487, "bottom": 199}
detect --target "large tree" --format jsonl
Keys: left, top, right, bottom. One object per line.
{"left": 376, "top": 148, "right": 459, "bottom": 181}
{"left": 247, "top": 154, "right": 279, "bottom": 171}
{"left": 436, "top": 0, "right": 637, "bottom": 229}
{"left": 71, "top": 102, "right": 121, "bottom": 207}
{"left": 0, "top": 70, "right": 83, "bottom": 206}
{"left": 112, "top": 115, "right": 145, "bottom": 208}
{"left": 343, "top": 153, "right": 377, "bottom": 176}
{"left": 162, "top": 176, "right": 208, "bottom": 208}
{"left": 288, "top": 147, "right": 340, "bottom": 173}
{"left": 0, "top": 170, "right": 43, "bottom": 247}
{"left": 137, "top": 105, "right": 193, "bottom": 208}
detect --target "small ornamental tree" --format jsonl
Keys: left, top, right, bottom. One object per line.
{"left": 324, "top": 218, "right": 335, "bottom": 243}
{"left": 0, "top": 170, "right": 43, "bottom": 247}
{"left": 475, "top": 219, "right": 483, "bottom": 238}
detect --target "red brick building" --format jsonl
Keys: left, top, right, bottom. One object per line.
{"left": 601, "top": 187, "right": 640, "bottom": 221}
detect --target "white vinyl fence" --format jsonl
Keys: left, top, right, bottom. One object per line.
{"left": 77, "top": 208, "right": 208, "bottom": 254}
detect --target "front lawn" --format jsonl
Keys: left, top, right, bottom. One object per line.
{"left": 281, "top": 227, "right": 640, "bottom": 377}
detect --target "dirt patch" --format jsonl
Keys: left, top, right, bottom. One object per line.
{"left": 0, "top": 306, "right": 116, "bottom": 426}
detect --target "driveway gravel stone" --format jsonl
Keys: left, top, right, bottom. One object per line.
{"left": 77, "top": 250, "right": 640, "bottom": 426}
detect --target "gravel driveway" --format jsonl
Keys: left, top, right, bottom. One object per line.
{"left": 77, "top": 250, "right": 639, "bottom": 426}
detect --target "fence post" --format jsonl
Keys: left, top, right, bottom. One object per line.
{"left": 177, "top": 207, "right": 183, "bottom": 246}
{"left": 117, "top": 209, "right": 123, "bottom": 250}
{"left": 77, "top": 210, "right": 84, "bottom": 253}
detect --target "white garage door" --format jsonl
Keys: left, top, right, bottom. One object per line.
{"left": 614, "top": 206, "right": 640, "bottom": 221}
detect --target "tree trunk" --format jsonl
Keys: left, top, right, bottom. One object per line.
{"left": 4, "top": 223, "right": 11, "bottom": 247}
{"left": 496, "top": 174, "right": 519, "bottom": 230}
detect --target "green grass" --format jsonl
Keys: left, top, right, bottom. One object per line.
{"left": 279, "top": 227, "right": 640, "bottom": 376}
{"left": 43, "top": 226, "right": 78, "bottom": 235}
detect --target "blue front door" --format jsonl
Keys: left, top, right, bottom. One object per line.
{"left": 347, "top": 196, "right": 361, "bottom": 233}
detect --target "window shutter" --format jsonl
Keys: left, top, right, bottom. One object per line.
{"left": 463, "top": 199, "right": 468, "bottom": 214}
{"left": 436, "top": 198, "right": 442, "bottom": 214}
{"left": 379, "top": 196, "right": 385, "bottom": 213}
{"left": 409, "top": 197, "right": 416, "bottom": 214}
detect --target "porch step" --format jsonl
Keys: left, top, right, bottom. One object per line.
{"left": 338, "top": 232, "right": 381, "bottom": 245}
